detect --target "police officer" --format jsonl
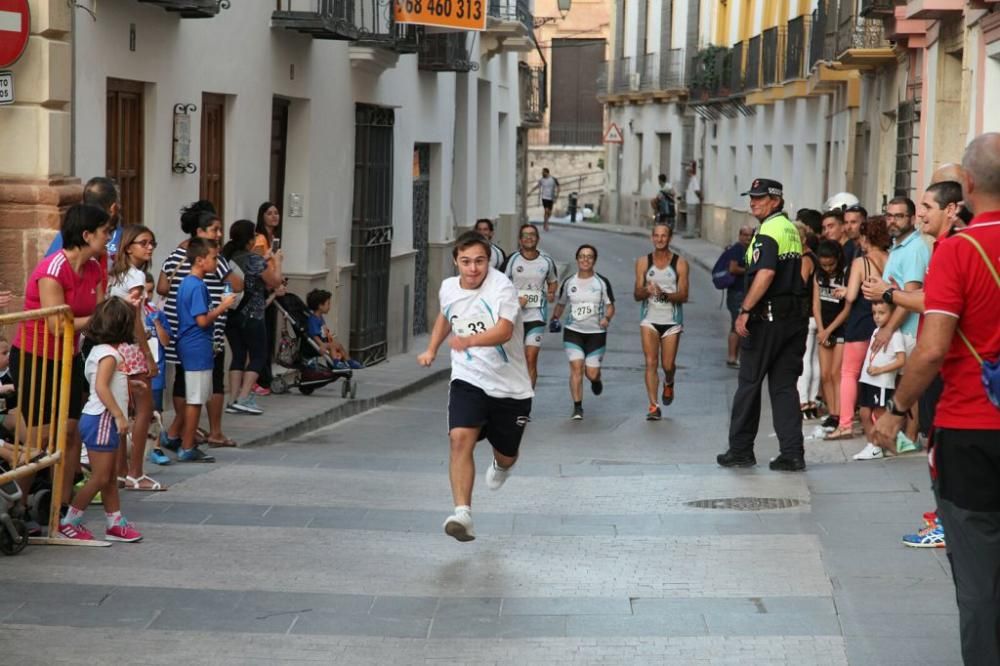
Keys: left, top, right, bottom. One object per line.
{"left": 716, "top": 179, "right": 809, "bottom": 472}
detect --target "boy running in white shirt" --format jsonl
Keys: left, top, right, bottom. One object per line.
{"left": 551, "top": 244, "right": 615, "bottom": 420}
{"left": 418, "top": 232, "right": 534, "bottom": 542}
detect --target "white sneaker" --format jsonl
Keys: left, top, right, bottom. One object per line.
{"left": 486, "top": 460, "right": 511, "bottom": 491}
{"left": 443, "top": 509, "right": 475, "bottom": 542}
{"left": 853, "top": 443, "right": 884, "bottom": 461}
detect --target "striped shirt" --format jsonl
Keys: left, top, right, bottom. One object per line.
{"left": 160, "top": 246, "right": 231, "bottom": 364}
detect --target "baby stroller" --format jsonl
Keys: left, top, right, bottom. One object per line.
{"left": 271, "top": 293, "right": 358, "bottom": 399}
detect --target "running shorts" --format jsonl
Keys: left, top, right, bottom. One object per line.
{"left": 542, "top": 199, "right": 554, "bottom": 211}
{"left": 79, "top": 411, "right": 120, "bottom": 452}
{"left": 563, "top": 329, "right": 607, "bottom": 367}
{"left": 447, "top": 379, "right": 532, "bottom": 459}
{"left": 523, "top": 319, "right": 546, "bottom": 347}
{"left": 640, "top": 321, "right": 683, "bottom": 338}
{"left": 859, "top": 382, "right": 893, "bottom": 409}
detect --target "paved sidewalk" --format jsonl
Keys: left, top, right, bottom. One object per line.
{"left": 181, "top": 335, "right": 449, "bottom": 449}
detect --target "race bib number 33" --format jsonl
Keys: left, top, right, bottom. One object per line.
{"left": 394, "top": 0, "right": 486, "bottom": 30}
{"left": 451, "top": 316, "right": 490, "bottom": 338}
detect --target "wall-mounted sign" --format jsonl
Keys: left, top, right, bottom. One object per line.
{"left": 172, "top": 103, "right": 197, "bottom": 174}
{"left": 0, "top": 0, "right": 30, "bottom": 69}
{"left": 0, "top": 70, "right": 13, "bottom": 105}
{"left": 394, "top": 0, "right": 486, "bottom": 31}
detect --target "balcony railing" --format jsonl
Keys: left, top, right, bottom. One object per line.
{"left": 860, "top": 0, "right": 895, "bottom": 16}
{"left": 612, "top": 57, "right": 634, "bottom": 93}
{"left": 548, "top": 122, "right": 603, "bottom": 146}
{"left": 784, "top": 15, "right": 809, "bottom": 80}
{"left": 730, "top": 41, "right": 745, "bottom": 94}
{"left": 352, "top": 0, "right": 398, "bottom": 46}
{"left": 488, "top": 0, "right": 533, "bottom": 33}
{"left": 688, "top": 46, "right": 730, "bottom": 100}
{"left": 809, "top": 6, "right": 825, "bottom": 67}
{"left": 419, "top": 32, "right": 477, "bottom": 71}
{"left": 638, "top": 49, "right": 686, "bottom": 92}
{"left": 836, "top": 16, "right": 891, "bottom": 56}
{"left": 272, "top": 0, "right": 358, "bottom": 40}
{"left": 136, "top": 0, "right": 227, "bottom": 18}
{"left": 745, "top": 35, "right": 762, "bottom": 90}
{"left": 761, "top": 27, "right": 784, "bottom": 87}
{"left": 519, "top": 63, "right": 546, "bottom": 125}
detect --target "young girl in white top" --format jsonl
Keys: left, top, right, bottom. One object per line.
{"left": 853, "top": 301, "right": 907, "bottom": 461}
{"left": 107, "top": 225, "right": 164, "bottom": 491}
{"left": 59, "top": 299, "right": 143, "bottom": 542}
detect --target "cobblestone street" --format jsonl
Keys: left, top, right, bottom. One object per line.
{"left": 0, "top": 225, "right": 959, "bottom": 665}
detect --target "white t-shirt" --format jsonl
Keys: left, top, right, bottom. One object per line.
{"left": 685, "top": 174, "right": 701, "bottom": 206}
{"left": 489, "top": 243, "right": 506, "bottom": 270}
{"left": 557, "top": 273, "right": 615, "bottom": 334}
{"left": 107, "top": 266, "right": 146, "bottom": 301}
{"left": 439, "top": 269, "right": 533, "bottom": 400}
{"left": 538, "top": 176, "right": 558, "bottom": 201}
{"left": 82, "top": 344, "right": 129, "bottom": 416}
{"left": 861, "top": 328, "right": 906, "bottom": 389}
{"left": 502, "top": 250, "right": 559, "bottom": 322}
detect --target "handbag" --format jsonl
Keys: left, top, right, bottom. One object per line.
{"left": 276, "top": 321, "right": 297, "bottom": 367}
{"left": 954, "top": 233, "right": 1000, "bottom": 409}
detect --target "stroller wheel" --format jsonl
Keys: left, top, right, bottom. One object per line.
{"left": 0, "top": 519, "right": 29, "bottom": 556}
{"left": 299, "top": 386, "right": 315, "bottom": 396}
{"left": 271, "top": 376, "right": 288, "bottom": 395}
{"left": 350, "top": 380, "right": 358, "bottom": 400}
{"left": 341, "top": 380, "right": 350, "bottom": 398}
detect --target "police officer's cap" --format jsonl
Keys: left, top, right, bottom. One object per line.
{"left": 741, "top": 178, "right": 783, "bottom": 198}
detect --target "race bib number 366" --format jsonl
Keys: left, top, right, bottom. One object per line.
{"left": 451, "top": 316, "right": 490, "bottom": 338}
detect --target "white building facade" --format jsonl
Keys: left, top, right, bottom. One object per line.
{"left": 68, "top": 0, "right": 534, "bottom": 364}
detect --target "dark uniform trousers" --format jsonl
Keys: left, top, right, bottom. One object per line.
{"left": 728, "top": 316, "right": 808, "bottom": 457}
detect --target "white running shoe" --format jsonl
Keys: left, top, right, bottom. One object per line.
{"left": 443, "top": 509, "right": 475, "bottom": 542}
{"left": 486, "top": 460, "right": 511, "bottom": 491}
{"left": 853, "top": 443, "right": 884, "bottom": 461}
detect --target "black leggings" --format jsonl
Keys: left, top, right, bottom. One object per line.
{"left": 225, "top": 313, "right": 268, "bottom": 375}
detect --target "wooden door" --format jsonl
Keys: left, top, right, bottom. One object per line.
{"left": 200, "top": 93, "right": 226, "bottom": 220}
{"left": 106, "top": 78, "right": 144, "bottom": 226}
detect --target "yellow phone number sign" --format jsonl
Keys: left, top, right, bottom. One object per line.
{"left": 394, "top": 0, "right": 486, "bottom": 31}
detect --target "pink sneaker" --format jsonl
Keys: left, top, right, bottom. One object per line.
{"left": 58, "top": 521, "right": 95, "bottom": 541}
{"left": 252, "top": 384, "right": 271, "bottom": 397}
{"left": 105, "top": 520, "right": 143, "bottom": 543}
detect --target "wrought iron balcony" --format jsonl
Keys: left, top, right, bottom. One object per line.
{"left": 519, "top": 63, "right": 546, "bottom": 126}
{"left": 612, "top": 57, "right": 634, "bottom": 93}
{"left": 784, "top": 15, "right": 809, "bottom": 80}
{"left": 809, "top": 6, "right": 825, "bottom": 67}
{"left": 860, "top": 0, "right": 895, "bottom": 16}
{"left": 272, "top": 0, "right": 359, "bottom": 40}
{"left": 745, "top": 35, "right": 762, "bottom": 90}
{"left": 353, "top": 0, "right": 401, "bottom": 46}
{"left": 136, "top": 0, "right": 228, "bottom": 17}
{"left": 394, "top": 24, "right": 422, "bottom": 53}
{"left": 419, "top": 32, "right": 478, "bottom": 71}
{"left": 688, "top": 46, "right": 730, "bottom": 100}
{"left": 836, "top": 16, "right": 892, "bottom": 56}
{"left": 638, "top": 49, "right": 686, "bottom": 93}
{"left": 761, "top": 26, "right": 784, "bottom": 87}
{"left": 488, "top": 0, "right": 533, "bottom": 33}
{"left": 730, "top": 41, "right": 745, "bottom": 94}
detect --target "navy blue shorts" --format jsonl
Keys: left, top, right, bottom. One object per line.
{"left": 448, "top": 379, "right": 532, "bottom": 458}
{"left": 79, "top": 412, "right": 120, "bottom": 452}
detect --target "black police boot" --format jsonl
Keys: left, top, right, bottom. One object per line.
{"left": 769, "top": 454, "right": 806, "bottom": 472}
{"left": 716, "top": 450, "right": 757, "bottom": 468}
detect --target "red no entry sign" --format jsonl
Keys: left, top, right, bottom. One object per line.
{"left": 0, "top": 0, "right": 30, "bottom": 69}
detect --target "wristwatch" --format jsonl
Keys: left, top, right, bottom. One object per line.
{"left": 739, "top": 307, "right": 752, "bottom": 315}
{"left": 886, "top": 398, "right": 908, "bottom": 417}
{"left": 882, "top": 287, "right": 896, "bottom": 305}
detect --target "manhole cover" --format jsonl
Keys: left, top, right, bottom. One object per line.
{"left": 685, "top": 497, "right": 802, "bottom": 511}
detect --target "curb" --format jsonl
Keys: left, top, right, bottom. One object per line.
{"left": 236, "top": 367, "right": 451, "bottom": 448}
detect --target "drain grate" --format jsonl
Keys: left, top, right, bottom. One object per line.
{"left": 685, "top": 497, "right": 802, "bottom": 511}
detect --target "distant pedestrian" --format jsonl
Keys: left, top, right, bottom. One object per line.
{"left": 538, "top": 168, "right": 560, "bottom": 232}
{"left": 873, "top": 132, "right": 1000, "bottom": 665}
{"left": 683, "top": 162, "right": 702, "bottom": 237}
{"left": 474, "top": 219, "right": 506, "bottom": 269}
{"left": 717, "top": 178, "right": 808, "bottom": 471}
{"left": 719, "top": 226, "right": 752, "bottom": 369}
{"left": 650, "top": 174, "right": 676, "bottom": 229}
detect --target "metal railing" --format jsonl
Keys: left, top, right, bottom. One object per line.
{"left": 730, "top": 41, "right": 745, "bottom": 94}
{"left": 688, "top": 46, "right": 730, "bottom": 100}
{"left": 519, "top": 62, "right": 546, "bottom": 125}
{"left": 419, "top": 32, "right": 477, "bottom": 71}
{"left": 809, "top": 5, "right": 825, "bottom": 67}
{"left": 488, "top": 0, "right": 533, "bottom": 32}
{"left": 136, "top": 0, "right": 225, "bottom": 18}
{"left": 612, "top": 57, "right": 634, "bottom": 92}
{"left": 547, "top": 122, "right": 604, "bottom": 146}
{"left": 860, "top": 0, "right": 895, "bottom": 16}
{"left": 761, "top": 26, "right": 784, "bottom": 86}
{"left": 353, "top": 0, "right": 396, "bottom": 44}
{"left": 638, "top": 49, "right": 686, "bottom": 91}
{"left": 836, "top": 16, "right": 891, "bottom": 56}
{"left": 784, "top": 15, "right": 809, "bottom": 80}
{"left": 273, "top": 0, "right": 359, "bottom": 40}
{"left": 745, "top": 35, "right": 762, "bottom": 90}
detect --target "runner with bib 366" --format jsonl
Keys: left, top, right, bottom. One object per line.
{"left": 634, "top": 222, "right": 689, "bottom": 420}
{"left": 417, "top": 232, "right": 533, "bottom": 543}
{"left": 551, "top": 244, "right": 615, "bottom": 420}
{"left": 502, "top": 223, "right": 558, "bottom": 387}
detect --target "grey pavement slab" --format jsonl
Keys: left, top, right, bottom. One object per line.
{"left": 0, "top": 224, "right": 959, "bottom": 664}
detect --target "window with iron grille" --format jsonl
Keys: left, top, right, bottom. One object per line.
{"left": 894, "top": 101, "right": 919, "bottom": 197}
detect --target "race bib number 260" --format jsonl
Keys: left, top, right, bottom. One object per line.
{"left": 519, "top": 290, "right": 542, "bottom": 307}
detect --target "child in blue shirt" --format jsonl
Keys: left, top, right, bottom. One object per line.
{"left": 174, "top": 239, "right": 236, "bottom": 462}
{"left": 305, "top": 289, "right": 362, "bottom": 369}
{"left": 144, "top": 273, "right": 172, "bottom": 465}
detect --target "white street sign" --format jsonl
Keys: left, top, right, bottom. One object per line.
{"left": 0, "top": 71, "right": 13, "bottom": 105}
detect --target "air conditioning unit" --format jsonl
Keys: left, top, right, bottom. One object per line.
{"left": 629, "top": 72, "right": 641, "bottom": 91}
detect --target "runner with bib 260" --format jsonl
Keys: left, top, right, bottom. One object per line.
{"left": 417, "top": 231, "right": 533, "bottom": 543}
{"left": 634, "top": 222, "right": 689, "bottom": 420}
{"left": 502, "top": 223, "right": 559, "bottom": 387}
{"left": 551, "top": 244, "right": 615, "bottom": 420}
